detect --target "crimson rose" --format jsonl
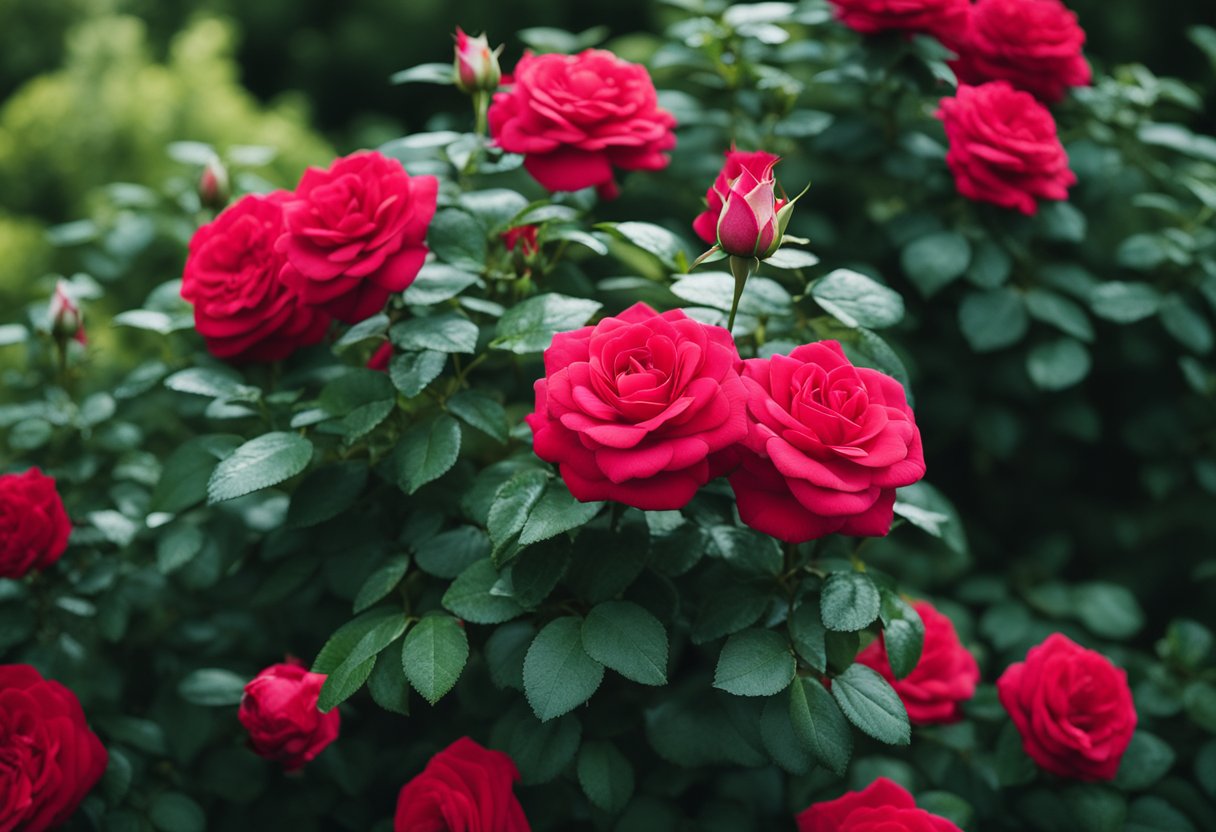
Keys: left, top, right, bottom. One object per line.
{"left": 828, "top": 0, "right": 971, "bottom": 44}
{"left": 951, "top": 0, "right": 1091, "bottom": 103}
{"left": 0, "top": 468, "right": 71, "bottom": 579}
{"left": 181, "top": 192, "right": 331, "bottom": 362}
{"left": 726, "top": 341, "right": 924, "bottom": 543}
{"left": 488, "top": 50, "right": 676, "bottom": 200}
{"left": 279, "top": 150, "right": 438, "bottom": 323}
{"left": 0, "top": 664, "right": 108, "bottom": 832}
{"left": 394, "top": 737, "right": 529, "bottom": 832}
{"left": 797, "top": 777, "right": 962, "bottom": 832}
{"left": 857, "top": 600, "right": 979, "bottom": 725}
{"left": 692, "top": 148, "right": 784, "bottom": 245}
{"left": 936, "top": 82, "right": 1076, "bottom": 216}
{"left": 238, "top": 661, "right": 340, "bottom": 771}
{"left": 526, "top": 302, "right": 748, "bottom": 510}
{"left": 997, "top": 633, "right": 1136, "bottom": 781}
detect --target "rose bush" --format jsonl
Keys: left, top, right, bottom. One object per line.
{"left": 1, "top": 2, "right": 1214, "bottom": 831}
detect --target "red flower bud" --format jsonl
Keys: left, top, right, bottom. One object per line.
{"left": 501, "top": 225, "right": 540, "bottom": 258}
{"left": 48, "top": 281, "right": 86, "bottom": 345}
{"left": 454, "top": 28, "right": 503, "bottom": 93}
{"left": 716, "top": 165, "right": 782, "bottom": 258}
{"left": 199, "top": 156, "right": 230, "bottom": 211}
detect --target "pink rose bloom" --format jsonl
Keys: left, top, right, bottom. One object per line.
{"left": 238, "top": 661, "right": 340, "bottom": 771}
{"left": 798, "top": 778, "right": 962, "bottom": 832}
{"left": 693, "top": 148, "right": 785, "bottom": 245}
{"left": 829, "top": 0, "right": 971, "bottom": 44}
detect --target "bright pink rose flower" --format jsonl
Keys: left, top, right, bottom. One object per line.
{"left": 526, "top": 302, "right": 748, "bottom": 510}
{"left": 0, "top": 468, "right": 71, "bottom": 579}
{"left": 488, "top": 50, "right": 677, "bottom": 200}
{"left": 279, "top": 150, "right": 438, "bottom": 324}
{"left": 394, "top": 737, "right": 529, "bottom": 832}
{"left": 715, "top": 164, "right": 783, "bottom": 259}
{"left": 951, "top": 0, "right": 1091, "bottom": 103}
{"left": 828, "top": 0, "right": 971, "bottom": 44}
{"left": 182, "top": 192, "right": 331, "bottom": 362}
{"left": 857, "top": 600, "right": 980, "bottom": 725}
{"left": 238, "top": 661, "right": 340, "bottom": 771}
{"left": 936, "top": 82, "right": 1076, "bottom": 216}
{"left": 797, "top": 778, "right": 962, "bottom": 832}
{"left": 726, "top": 341, "right": 924, "bottom": 543}
{"left": 997, "top": 633, "right": 1136, "bottom": 781}
{"left": 693, "top": 148, "right": 785, "bottom": 245}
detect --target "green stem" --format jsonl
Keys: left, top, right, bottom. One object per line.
{"left": 727, "top": 255, "right": 756, "bottom": 332}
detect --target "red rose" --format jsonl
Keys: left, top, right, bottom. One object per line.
{"left": 0, "top": 664, "right": 108, "bottom": 832}
{"left": 181, "top": 192, "right": 331, "bottom": 362}
{"left": 797, "top": 777, "right": 962, "bottom": 832}
{"left": 394, "top": 737, "right": 529, "bottom": 832}
{"left": 936, "top": 82, "right": 1076, "bottom": 216}
{"left": 279, "top": 150, "right": 438, "bottom": 324}
{"left": 997, "top": 633, "right": 1136, "bottom": 781}
{"left": 951, "top": 0, "right": 1091, "bottom": 103}
{"left": 856, "top": 601, "right": 979, "bottom": 725}
{"left": 238, "top": 661, "right": 340, "bottom": 771}
{"left": 828, "top": 0, "right": 971, "bottom": 44}
{"left": 488, "top": 50, "right": 677, "bottom": 200}
{"left": 0, "top": 468, "right": 71, "bottom": 579}
{"left": 502, "top": 225, "right": 540, "bottom": 258}
{"left": 692, "top": 148, "right": 784, "bottom": 245}
{"left": 726, "top": 341, "right": 924, "bottom": 543}
{"left": 526, "top": 302, "right": 748, "bottom": 511}
{"left": 368, "top": 342, "right": 393, "bottom": 371}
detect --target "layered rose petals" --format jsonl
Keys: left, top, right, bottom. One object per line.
{"left": 278, "top": 150, "right": 438, "bottom": 324}
{"left": 526, "top": 302, "right": 748, "bottom": 511}
{"left": 488, "top": 50, "right": 677, "bottom": 199}
{"left": 716, "top": 165, "right": 782, "bottom": 259}
{"left": 997, "top": 633, "right": 1137, "bottom": 781}
{"left": 238, "top": 661, "right": 340, "bottom": 771}
{"left": 797, "top": 777, "right": 962, "bottom": 832}
{"left": 937, "top": 82, "right": 1076, "bottom": 216}
{"left": 828, "top": 0, "right": 972, "bottom": 44}
{"left": 693, "top": 148, "right": 784, "bottom": 245}
{"left": 182, "top": 192, "right": 331, "bottom": 362}
{"left": 727, "top": 341, "right": 925, "bottom": 543}
{"left": 0, "top": 468, "right": 72, "bottom": 579}
{"left": 951, "top": 0, "right": 1091, "bottom": 103}
{"left": 394, "top": 737, "right": 529, "bottom": 832}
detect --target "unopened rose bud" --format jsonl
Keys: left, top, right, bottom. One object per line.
{"left": 453, "top": 28, "right": 503, "bottom": 93}
{"left": 48, "top": 281, "right": 86, "bottom": 345}
{"left": 716, "top": 166, "right": 783, "bottom": 259}
{"left": 501, "top": 225, "right": 540, "bottom": 259}
{"left": 199, "top": 156, "right": 230, "bottom": 211}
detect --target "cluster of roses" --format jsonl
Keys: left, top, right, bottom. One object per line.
{"left": 830, "top": 0, "right": 1089, "bottom": 215}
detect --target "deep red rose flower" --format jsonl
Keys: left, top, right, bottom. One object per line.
{"left": 526, "top": 302, "right": 748, "bottom": 510}
{"left": 394, "top": 737, "right": 529, "bottom": 832}
{"left": 278, "top": 150, "right": 439, "bottom": 324}
{"left": 693, "top": 148, "right": 785, "bottom": 245}
{"left": 857, "top": 600, "right": 979, "bottom": 725}
{"left": 797, "top": 777, "right": 962, "bottom": 832}
{"left": 0, "top": 664, "right": 107, "bottom": 832}
{"left": 238, "top": 661, "right": 340, "bottom": 771}
{"left": 181, "top": 192, "right": 331, "bottom": 362}
{"left": 936, "top": 82, "right": 1076, "bottom": 216}
{"left": 828, "top": 0, "right": 971, "bottom": 44}
{"left": 951, "top": 0, "right": 1091, "bottom": 103}
{"left": 997, "top": 633, "right": 1136, "bottom": 781}
{"left": 368, "top": 341, "right": 394, "bottom": 371}
{"left": 0, "top": 468, "right": 71, "bottom": 579}
{"left": 502, "top": 225, "right": 540, "bottom": 257}
{"left": 488, "top": 50, "right": 677, "bottom": 200}
{"left": 726, "top": 341, "right": 924, "bottom": 543}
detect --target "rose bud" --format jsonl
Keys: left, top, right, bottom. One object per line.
{"left": 454, "top": 28, "right": 503, "bottom": 93}
{"left": 0, "top": 468, "right": 72, "bottom": 579}
{"left": 198, "top": 155, "right": 230, "bottom": 211}
{"left": 716, "top": 166, "right": 782, "bottom": 260}
{"left": 48, "top": 280, "right": 86, "bottom": 345}
{"left": 501, "top": 224, "right": 540, "bottom": 258}
{"left": 238, "top": 660, "right": 340, "bottom": 771}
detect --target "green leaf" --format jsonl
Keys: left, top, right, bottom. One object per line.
{"left": 902, "top": 231, "right": 971, "bottom": 297}
{"left": 959, "top": 288, "right": 1029, "bottom": 352}
{"left": 164, "top": 367, "right": 254, "bottom": 400}
{"left": 831, "top": 663, "right": 911, "bottom": 745}
{"left": 967, "top": 240, "right": 1012, "bottom": 288}
{"left": 789, "top": 677, "right": 852, "bottom": 776}
{"left": 396, "top": 414, "right": 461, "bottom": 494}
{"left": 1064, "top": 785, "right": 1127, "bottom": 832}
{"left": 149, "top": 793, "right": 205, "bottom": 832}
{"left": 789, "top": 599, "right": 828, "bottom": 672}
{"left": 1185, "top": 682, "right": 1216, "bottom": 733}
{"left": 496, "top": 708, "right": 581, "bottom": 784}
{"left": 713, "top": 629, "right": 796, "bottom": 697}
{"left": 287, "top": 462, "right": 369, "bottom": 528}
{"left": 670, "top": 273, "right": 792, "bottom": 318}
{"left": 597, "top": 221, "right": 688, "bottom": 271}
{"left": 1160, "top": 294, "right": 1214, "bottom": 354}
{"left": 442, "top": 559, "right": 526, "bottom": 624}
{"left": 317, "top": 609, "right": 408, "bottom": 711}
{"left": 765, "top": 247, "right": 821, "bottom": 270}
{"left": 1089, "top": 282, "right": 1162, "bottom": 323}
{"left": 880, "top": 593, "right": 925, "bottom": 680}
{"left": 487, "top": 469, "right": 550, "bottom": 557}
{"left": 508, "top": 540, "right": 570, "bottom": 607}
{"left": 563, "top": 520, "right": 651, "bottom": 604}
{"left": 761, "top": 695, "right": 813, "bottom": 774}
{"left": 892, "top": 481, "right": 968, "bottom": 555}
{"left": 178, "top": 668, "right": 247, "bottom": 706}
{"left": 645, "top": 694, "right": 768, "bottom": 768}
{"left": 523, "top": 616, "right": 605, "bottom": 721}
{"left": 428, "top": 209, "right": 488, "bottom": 271}
{"left": 389, "top": 350, "right": 447, "bottom": 397}
{"left": 517, "top": 481, "right": 603, "bottom": 549}
{"left": 401, "top": 614, "right": 469, "bottom": 705}
{"left": 708, "top": 526, "right": 782, "bottom": 575}
{"left": 403, "top": 264, "right": 481, "bottom": 305}
{"left": 821, "top": 572, "right": 881, "bottom": 632}
{"left": 390, "top": 62, "right": 455, "bottom": 85}
{"left": 692, "top": 582, "right": 770, "bottom": 644}
{"left": 207, "top": 432, "right": 313, "bottom": 504}
{"left": 581, "top": 601, "right": 668, "bottom": 686}
{"left": 811, "top": 269, "right": 905, "bottom": 329}
{"left": 368, "top": 649, "right": 410, "bottom": 715}
{"left": 577, "top": 740, "right": 635, "bottom": 814}
{"left": 1125, "top": 796, "right": 1197, "bottom": 832}
{"left": 353, "top": 554, "right": 410, "bottom": 614}
{"left": 447, "top": 391, "right": 509, "bottom": 443}
{"left": 415, "top": 527, "right": 490, "bottom": 579}
{"left": 1025, "top": 288, "right": 1095, "bottom": 342}
{"left": 486, "top": 622, "right": 536, "bottom": 691}
{"left": 1038, "top": 201, "right": 1087, "bottom": 243}
{"left": 152, "top": 435, "right": 241, "bottom": 513}
{"left": 390, "top": 313, "right": 479, "bottom": 354}
{"left": 1027, "top": 338, "right": 1092, "bottom": 391}
{"left": 156, "top": 523, "right": 204, "bottom": 574}
{"left": 460, "top": 189, "right": 530, "bottom": 231}
{"left": 493, "top": 293, "right": 602, "bottom": 354}
{"left": 1115, "top": 731, "right": 1176, "bottom": 791}
{"left": 1073, "top": 582, "right": 1145, "bottom": 639}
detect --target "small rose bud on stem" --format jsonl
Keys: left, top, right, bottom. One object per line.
{"left": 198, "top": 155, "right": 230, "bottom": 212}
{"left": 453, "top": 28, "right": 504, "bottom": 137}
